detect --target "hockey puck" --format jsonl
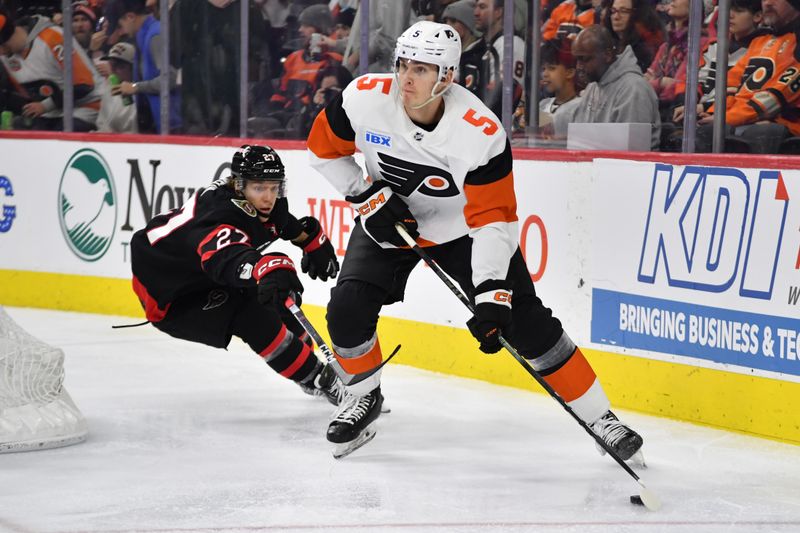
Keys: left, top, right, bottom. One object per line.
{"left": 630, "top": 495, "right": 645, "bottom": 506}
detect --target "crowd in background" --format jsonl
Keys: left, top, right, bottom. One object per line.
{"left": 0, "top": 0, "right": 799, "bottom": 153}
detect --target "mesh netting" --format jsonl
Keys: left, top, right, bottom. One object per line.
{"left": 0, "top": 308, "right": 65, "bottom": 407}
{"left": 0, "top": 307, "right": 88, "bottom": 453}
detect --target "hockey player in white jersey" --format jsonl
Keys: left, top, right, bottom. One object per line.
{"left": 307, "top": 20, "right": 644, "bottom": 460}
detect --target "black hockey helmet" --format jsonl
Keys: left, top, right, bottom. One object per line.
{"left": 231, "top": 144, "right": 286, "bottom": 196}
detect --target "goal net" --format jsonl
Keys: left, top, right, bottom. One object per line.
{"left": 0, "top": 307, "right": 88, "bottom": 453}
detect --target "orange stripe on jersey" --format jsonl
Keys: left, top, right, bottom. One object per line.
{"left": 39, "top": 27, "right": 94, "bottom": 86}
{"left": 307, "top": 108, "right": 356, "bottom": 159}
{"left": 463, "top": 171, "right": 518, "bottom": 228}
{"left": 542, "top": 348, "right": 597, "bottom": 403}
{"left": 335, "top": 338, "right": 383, "bottom": 375}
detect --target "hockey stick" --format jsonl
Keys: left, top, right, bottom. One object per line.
{"left": 284, "top": 296, "right": 401, "bottom": 384}
{"left": 394, "top": 223, "right": 661, "bottom": 511}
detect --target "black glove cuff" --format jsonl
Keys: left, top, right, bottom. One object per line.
{"left": 280, "top": 213, "right": 304, "bottom": 241}
{"left": 345, "top": 180, "right": 387, "bottom": 204}
{"left": 293, "top": 216, "right": 322, "bottom": 248}
{"left": 474, "top": 279, "right": 513, "bottom": 295}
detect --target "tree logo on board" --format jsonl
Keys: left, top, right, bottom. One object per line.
{"left": 58, "top": 149, "right": 117, "bottom": 262}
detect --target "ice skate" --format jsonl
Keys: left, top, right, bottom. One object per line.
{"left": 327, "top": 387, "right": 383, "bottom": 459}
{"left": 298, "top": 363, "right": 345, "bottom": 406}
{"left": 591, "top": 410, "right": 644, "bottom": 463}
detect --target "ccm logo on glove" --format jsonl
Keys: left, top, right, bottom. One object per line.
{"left": 355, "top": 192, "right": 387, "bottom": 216}
{"left": 475, "top": 290, "right": 512, "bottom": 306}
{"left": 254, "top": 255, "right": 296, "bottom": 281}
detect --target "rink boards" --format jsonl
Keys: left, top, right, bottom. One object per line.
{"left": 1, "top": 132, "right": 799, "bottom": 444}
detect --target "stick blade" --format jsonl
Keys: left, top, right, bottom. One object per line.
{"left": 638, "top": 486, "right": 662, "bottom": 511}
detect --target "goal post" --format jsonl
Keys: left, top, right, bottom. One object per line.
{"left": 0, "top": 307, "right": 88, "bottom": 453}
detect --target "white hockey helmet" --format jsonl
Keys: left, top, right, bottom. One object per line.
{"left": 394, "top": 21, "right": 461, "bottom": 82}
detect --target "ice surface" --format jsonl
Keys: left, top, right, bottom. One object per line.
{"left": 1, "top": 307, "right": 799, "bottom": 533}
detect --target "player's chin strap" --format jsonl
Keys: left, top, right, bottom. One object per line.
{"left": 394, "top": 68, "right": 451, "bottom": 110}
{"left": 410, "top": 79, "right": 450, "bottom": 110}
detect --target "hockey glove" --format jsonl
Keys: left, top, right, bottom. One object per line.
{"left": 260, "top": 197, "right": 303, "bottom": 241}
{"left": 345, "top": 181, "right": 419, "bottom": 247}
{"left": 466, "top": 280, "right": 513, "bottom": 354}
{"left": 254, "top": 253, "right": 304, "bottom": 308}
{"left": 296, "top": 216, "right": 340, "bottom": 281}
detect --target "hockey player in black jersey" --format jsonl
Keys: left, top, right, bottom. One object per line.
{"left": 130, "top": 145, "right": 343, "bottom": 404}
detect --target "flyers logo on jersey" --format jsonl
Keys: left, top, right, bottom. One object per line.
{"left": 377, "top": 152, "right": 458, "bottom": 198}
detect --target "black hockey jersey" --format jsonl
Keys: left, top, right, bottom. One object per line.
{"left": 130, "top": 180, "right": 292, "bottom": 321}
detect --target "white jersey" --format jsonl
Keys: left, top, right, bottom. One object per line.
{"left": 308, "top": 73, "right": 519, "bottom": 286}
{"left": 0, "top": 16, "right": 102, "bottom": 124}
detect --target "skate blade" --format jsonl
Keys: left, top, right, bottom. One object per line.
{"left": 629, "top": 449, "right": 646, "bottom": 468}
{"left": 380, "top": 402, "right": 391, "bottom": 414}
{"left": 332, "top": 424, "right": 377, "bottom": 459}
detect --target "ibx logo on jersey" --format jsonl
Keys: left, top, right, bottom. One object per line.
{"left": 365, "top": 131, "right": 391, "bottom": 147}
{"left": 0, "top": 176, "right": 15, "bottom": 233}
{"left": 637, "top": 164, "right": 790, "bottom": 300}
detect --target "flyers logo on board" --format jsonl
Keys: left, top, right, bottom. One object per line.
{"left": 58, "top": 149, "right": 117, "bottom": 261}
{"left": 638, "top": 164, "right": 790, "bottom": 300}
{"left": 0, "top": 176, "right": 15, "bottom": 233}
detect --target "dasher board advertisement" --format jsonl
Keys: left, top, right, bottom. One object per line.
{"left": 590, "top": 158, "right": 800, "bottom": 378}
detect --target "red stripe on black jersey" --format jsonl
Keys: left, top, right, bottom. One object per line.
{"left": 132, "top": 275, "right": 170, "bottom": 322}
{"left": 196, "top": 224, "right": 252, "bottom": 267}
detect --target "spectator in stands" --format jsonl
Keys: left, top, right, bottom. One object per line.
{"left": 96, "top": 41, "right": 136, "bottom": 132}
{"left": 695, "top": 0, "right": 800, "bottom": 153}
{"left": 443, "top": 0, "right": 486, "bottom": 96}
{"left": 539, "top": 38, "right": 580, "bottom": 126}
{"left": 672, "top": 0, "right": 766, "bottom": 123}
{"left": 171, "top": 0, "right": 267, "bottom": 136}
{"left": 251, "top": 4, "right": 342, "bottom": 138}
{"left": 106, "top": 0, "right": 180, "bottom": 134}
{"left": 0, "top": 6, "right": 102, "bottom": 131}
{"left": 473, "top": 0, "right": 526, "bottom": 122}
{"left": 644, "top": 0, "right": 707, "bottom": 115}
{"left": 554, "top": 25, "right": 661, "bottom": 148}
{"left": 344, "top": 0, "right": 414, "bottom": 73}
{"left": 543, "top": 0, "right": 602, "bottom": 41}
{"left": 71, "top": 1, "right": 96, "bottom": 51}
{"left": 319, "top": 6, "right": 355, "bottom": 56}
{"left": 297, "top": 64, "right": 352, "bottom": 137}
{"left": 602, "top": 0, "right": 665, "bottom": 74}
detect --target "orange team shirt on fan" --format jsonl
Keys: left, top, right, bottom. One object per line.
{"left": 270, "top": 50, "right": 343, "bottom": 108}
{"left": 542, "top": 0, "right": 597, "bottom": 41}
{"left": 713, "top": 30, "right": 800, "bottom": 135}
{"left": 307, "top": 74, "right": 518, "bottom": 288}
{"left": 0, "top": 18, "right": 102, "bottom": 123}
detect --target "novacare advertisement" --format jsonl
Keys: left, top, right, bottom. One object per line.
{"left": 0, "top": 138, "right": 575, "bottom": 331}
{"left": 591, "top": 158, "right": 800, "bottom": 378}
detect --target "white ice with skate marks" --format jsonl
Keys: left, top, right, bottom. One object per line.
{"left": 1, "top": 307, "right": 799, "bottom": 533}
